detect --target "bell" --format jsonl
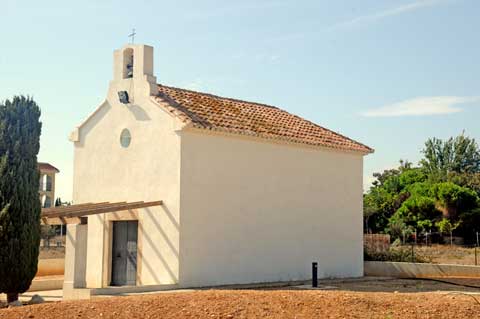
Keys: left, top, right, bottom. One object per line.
{"left": 126, "top": 63, "right": 133, "bottom": 78}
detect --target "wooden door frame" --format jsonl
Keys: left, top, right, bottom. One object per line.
{"left": 102, "top": 210, "right": 143, "bottom": 287}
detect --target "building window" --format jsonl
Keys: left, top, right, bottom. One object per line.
{"left": 42, "top": 195, "right": 52, "bottom": 208}
{"left": 123, "top": 48, "right": 134, "bottom": 79}
{"left": 120, "top": 129, "right": 131, "bottom": 148}
{"left": 46, "top": 175, "right": 53, "bottom": 191}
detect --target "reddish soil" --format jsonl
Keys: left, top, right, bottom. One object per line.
{"left": 1, "top": 289, "right": 479, "bottom": 319}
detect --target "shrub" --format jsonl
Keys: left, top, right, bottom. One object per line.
{"left": 364, "top": 246, "right": 431, "bottom": 263}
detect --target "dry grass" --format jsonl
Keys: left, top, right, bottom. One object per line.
{"left": 413, "top": 245, "right": 479, "bottom": 265}
{"left": 38, "top": 247, "right": 65, "bottom": 260}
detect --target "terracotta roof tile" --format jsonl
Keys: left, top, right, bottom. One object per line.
{"left": 38, "top": 162, "right": 60, "bottom": 173}
{"left": 153, "top": 84, "right": 373, "bottom": 154}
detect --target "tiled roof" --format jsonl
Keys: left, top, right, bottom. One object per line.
{"left": 38, "top": 162, "right": 60, "bottom": 173}
{"left": 153, "top": 84, "right": 373, "bottom": 154}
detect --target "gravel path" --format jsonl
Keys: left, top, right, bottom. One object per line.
{"left": 0, "top": 289, "right": 479, "bottom": 319}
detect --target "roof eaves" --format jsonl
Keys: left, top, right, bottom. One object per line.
{"left": 154, "top": 84, "right": 374, "bottom": 155}
{"left": 38, "top": 162, "right": 60, "bottom": 173}
{"left": 186, "top": 125, "right": 374, "bottom": 155}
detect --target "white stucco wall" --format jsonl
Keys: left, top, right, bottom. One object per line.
{"left": 71, "top": 45, "right": 182, "bottom": 288}
{"left": 71, "top": 44, "right": 367, "bottom": 290}
{"left": 73, "top": 97, "right": 182, "bottom": 287}
{"left": 178, "top": 130, "right": 364, "bottom": 287}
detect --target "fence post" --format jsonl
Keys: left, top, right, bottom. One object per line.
{"left": 411, "top": 243, "right": 415, "bottom": 262}
{"left": 475, "top": 245, "right": 478, "bottom": 266}
{"left": 312, "top": 262, "right": 318, "bottom": 288}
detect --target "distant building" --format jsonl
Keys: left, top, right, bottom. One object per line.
{"left": 38, "top": 162, "right": 59, "bottom": 208}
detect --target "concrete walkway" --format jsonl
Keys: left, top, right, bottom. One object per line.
{"left": 0, "top": 290, "right": 63, "bottom": 304}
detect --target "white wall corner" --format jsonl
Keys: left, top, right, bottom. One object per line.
{"left": 69, "top": 127, "right": 80, "bottom": 142}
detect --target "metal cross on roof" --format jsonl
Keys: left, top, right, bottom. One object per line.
{"left": 128, "top": 28, "right": 136, "bottom": 44}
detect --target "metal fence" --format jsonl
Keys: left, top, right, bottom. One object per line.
{"left": 408, "top": 243, "right": 479, "bottom": 266}
{"left": 40, "top": 225, "right": 66, "bottom": 248}
{"left": 364, "top": 234, "right": 480, "bottom": 266}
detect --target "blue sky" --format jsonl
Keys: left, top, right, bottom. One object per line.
{"left": 1, "top": 0, "right": 479, "bottom": 201}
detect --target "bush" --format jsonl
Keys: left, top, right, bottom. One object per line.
{"left": 364, "top": 246, "right": 431, "bottom": 263}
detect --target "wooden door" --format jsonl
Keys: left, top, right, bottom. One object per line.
{"left": 111, "top": 221, "right": 138, "bottom": 286}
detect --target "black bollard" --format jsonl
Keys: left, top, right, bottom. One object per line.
{"left": 312, "top": 262, "right": 318, "bottom": 287}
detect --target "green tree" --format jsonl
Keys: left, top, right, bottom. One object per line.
{"left": 0, "top": 96, "right": 42, "bottom": 303}
{"left": 365, "top": 135, "right": 480, "bottom": 237}
{"left": 436, "top": 218, "right": 462, "bottom": 246}
{"left": 420, "top": 134, "right": 480, "bottom": 178}
{"left": 430, "top": 182, "right": 478, "bottom": 219}
{"left": 447, "top": 172, "right": 480, "bottom": 195}
{"left": 365, "top": 162, "right": 424, "bottom": 233}
{"left": 391, "top": 195, "right": 441, "bottom": 231}
{"left": 40, "top": 225, "right": 56, "bottom": 245}
{"left": 386, "top": 218, "right": 408, "bottom": 239}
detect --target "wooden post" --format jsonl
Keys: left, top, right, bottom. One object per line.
{"left": 475, "top": 245, "right": 477, "bottom": 266}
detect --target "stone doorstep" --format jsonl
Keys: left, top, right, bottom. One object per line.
{"left": 91, "top": 283, "right": 180, "bottom": 296}
{"left": 64, "top": 283, "right": 180, "bottom": 300}
{"left": 29, "top": 275, "right": 64, "bottom": 292}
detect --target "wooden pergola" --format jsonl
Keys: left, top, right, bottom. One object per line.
{"left": 41, "top": 200, "right": 163, "bottom": 225}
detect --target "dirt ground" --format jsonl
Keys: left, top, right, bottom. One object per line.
{"left": 1, "top": 278, "right": 480, "bottom": 319}
{"left": 319, "top": 277, "right": 480, "bottom": 293}
{"left": 38, "top": 247, "right": 65, "bottom": 260}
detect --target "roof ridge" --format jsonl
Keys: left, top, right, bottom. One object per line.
{"left": 157, "top": 84, "right": 279, "bottom": 109}
{"left": 154, "top": 83, "right": 374, "bottom": 154}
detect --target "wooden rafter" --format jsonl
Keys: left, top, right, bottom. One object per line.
{"left": 42, "top": 202, "right": 106, "bottom": 213}
{"left": 41, "top": 200, "right": 163, "bottom": 225}
{"left": 42, "top": 201, "right": 128, "bottom": 218}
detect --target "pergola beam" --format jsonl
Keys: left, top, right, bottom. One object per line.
{"left": 43, "top": 201, "right": 128, "bottom": 218}
{"left": 40, "top": 200, "right": 163, "bottom": 225}
{"left": 42, "top": 202, "right": 95, "bottom": 213}
{"left": 42, "top": 216, "right": 87, "bottom": 225}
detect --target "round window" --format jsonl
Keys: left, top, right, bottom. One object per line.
{"left": 120, "top": 129, "right": 131, "bottom": 148}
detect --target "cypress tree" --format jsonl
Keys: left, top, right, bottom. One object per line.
{"left": 0, "top": 96, "right": 42, "bottom": 302}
